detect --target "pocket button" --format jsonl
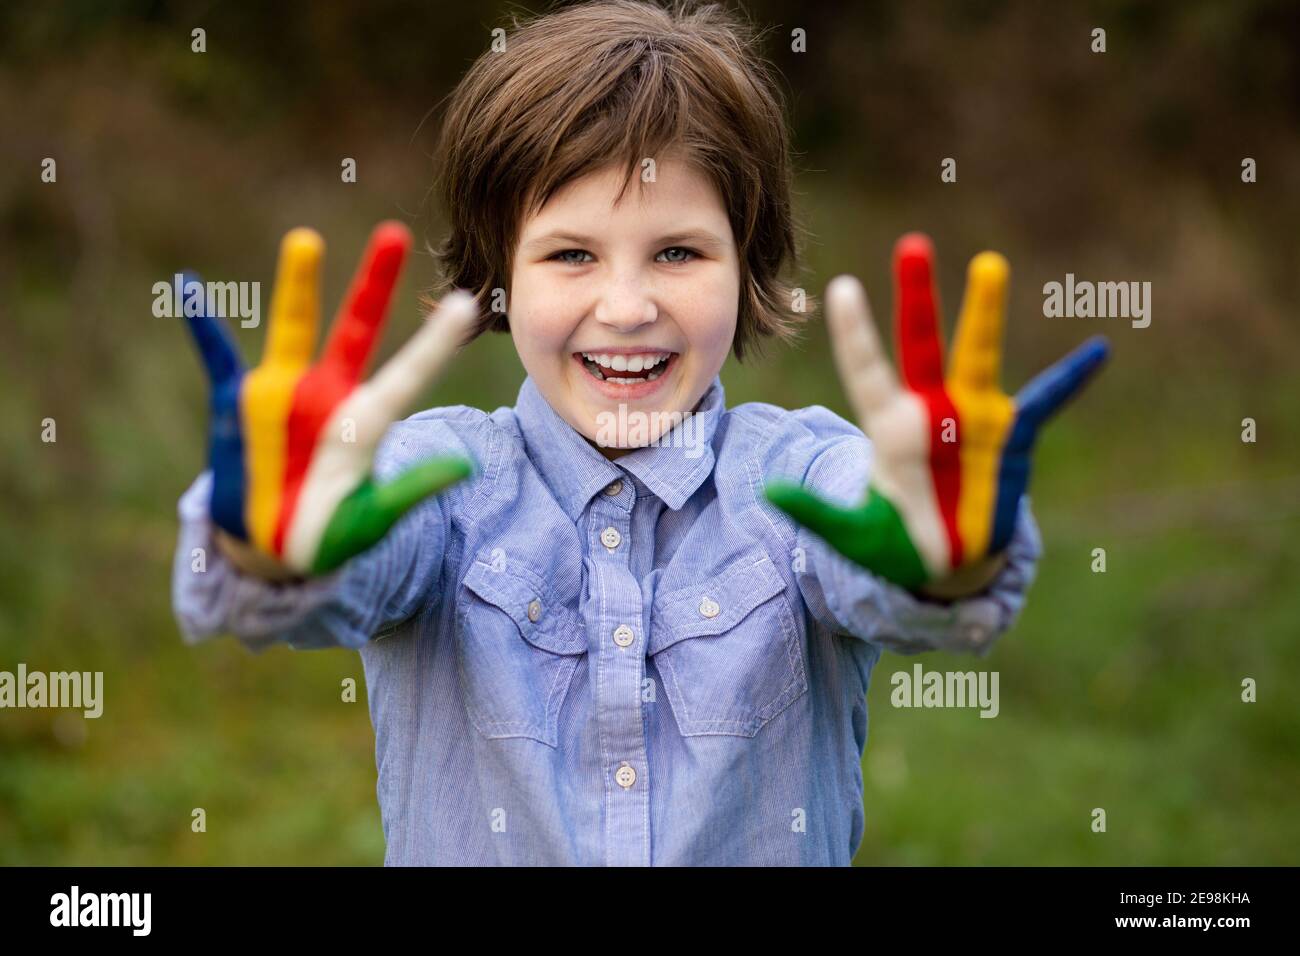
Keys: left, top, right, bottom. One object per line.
{"left": 648, "top": 554, "right": 807, "bottom": 738}
{"left": 456, "top": 559, "right": 586, "bottom": 747}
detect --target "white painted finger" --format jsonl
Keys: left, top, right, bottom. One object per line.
{"left": 825, "top": 275, "right": 899, "bottom": 434}
{"left": 283, "top": 291, "right": 478, "bottom": 570}
{"left": 366, "top": 291, "right": 480, "bottom": 426}
{"left": 868, "top": 393, "right": 951, "bottom": 576}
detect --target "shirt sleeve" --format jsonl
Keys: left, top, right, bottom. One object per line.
{"left": 171, "top": 423, "right": 457, "bottom": 652}
{"left": 793, "top": 435, "right": 1042, "bottom": 657}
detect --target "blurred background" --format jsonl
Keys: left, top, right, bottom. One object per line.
{"left": 1, "top": 0, "right": 1297, "bottom": 865}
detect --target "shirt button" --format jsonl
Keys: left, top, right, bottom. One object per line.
{"left": 614, "top": 762, "right": 636, "bottom": 789}
{"left": 600, "top": 527, "right": 622, "bottom": 550}
{"left": 699, "top": 596, "right": 720, "bottom": 619}
{"left": 612, "top": 624, "right": 635, "bottom": 647}
{"left": 963, "top": 622, "right": 988, "bottom": 647}
{"left": 527, "top": 599, "right": 542, "bottom": 623}
{"left": 604, "top": 479, "right": 623, "bottom": 497}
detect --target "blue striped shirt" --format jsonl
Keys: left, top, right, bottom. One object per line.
{"left": 172, "top": 374, "right": 1040, "bottom": 865}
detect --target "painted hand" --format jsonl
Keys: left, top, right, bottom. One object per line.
{"left": 183, "top": 221, "right": 480, "bottom": 575}
{"left": 764, "top": 232, "right": 1110, "bottom": 591}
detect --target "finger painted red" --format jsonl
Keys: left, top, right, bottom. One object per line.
{"left": 893, "top": 233, "right": 945, "bottom": 392}
{"left": 272, "top": 223, "right": 413, "bottom": 555}
{"left": 321, "top": 221, "right": 413, "bottom": 383}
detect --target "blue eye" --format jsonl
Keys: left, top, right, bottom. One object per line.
{"left": 551, "top": 249, "right": 593, "bottom": 265}
{"left": 657, "top": 247, "right": 697, "bottom": 264}
{"left": 549, "top": 247, "right": 697, "bottom": 265}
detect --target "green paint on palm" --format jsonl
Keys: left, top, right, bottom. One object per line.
{"left": 762, "top": 480, "right": 928, "bottom": 590}
{"left": 311, "top": 455, "right": 475, "bottom": 574}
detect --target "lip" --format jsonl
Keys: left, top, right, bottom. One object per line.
{"left": 572, "top": 350, "right": 678, "bottom": 401}
{"left": 574, "top": 346, "right": 676, "bottom": 355}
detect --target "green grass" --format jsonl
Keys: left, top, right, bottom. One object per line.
{"left": 857, "top": 506, "right": 1300, "bottom": 865}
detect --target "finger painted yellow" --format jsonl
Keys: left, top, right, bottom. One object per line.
{"left": 241, "top": 228, "right": 324, "bottom": 552}
{"left": 948, "top": 252, "right": 1016, "bottom": 562}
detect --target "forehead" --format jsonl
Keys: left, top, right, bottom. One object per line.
{"left": 518, "top": 157, "right": 728, "bottom": 238}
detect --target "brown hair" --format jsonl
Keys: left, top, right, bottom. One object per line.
{"left": 428, "top": 0, "right": 808, "bottom": 361}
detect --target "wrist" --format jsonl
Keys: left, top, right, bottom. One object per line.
{"left": 213, "top": 527, "right": 302, "bottom": 582}
{"left": 915, "top": 550, "right": 1007, "bottom": 602}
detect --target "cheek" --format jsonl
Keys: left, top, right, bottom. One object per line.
{"left": 510, "top": 270, "right": 579, "bottom": 357}
{"left": 677, "top": 271, "right": 739, "bottom": 359}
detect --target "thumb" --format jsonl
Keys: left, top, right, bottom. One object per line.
{"left": 763, "top": 479, "right": 857, "bottom": 540}
{"left": 374, "top": 455, "right": 476, "bottom": 521}
{"left": 310, "top": 455, "right": 475, "bottom": 574}
{"left": 764, "top": 480, "right": 931, "bottom": 590}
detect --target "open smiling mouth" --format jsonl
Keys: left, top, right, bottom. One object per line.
{"left": 575, "top": 351, "right": 678, "bottom": 384}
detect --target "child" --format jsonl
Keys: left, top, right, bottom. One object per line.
{"left": 172, "top": 0, "right": 1106, "bottom": 865}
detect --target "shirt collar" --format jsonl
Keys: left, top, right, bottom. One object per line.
{"left": 513, "top": 375, "right": 725, "bottom": 520}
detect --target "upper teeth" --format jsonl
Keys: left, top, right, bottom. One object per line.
{"left": 582, "top": 352, "right": 671, "bottom": 373}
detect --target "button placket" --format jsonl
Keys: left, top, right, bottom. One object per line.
{"left": 586, "top": 489, "right": 648, "bottom": 864}
{"left": 592, "top": 481, "right": 630, "bottom": 554}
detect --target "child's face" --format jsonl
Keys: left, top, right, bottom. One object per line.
{"left": 509, "top": 156, "right": 739, "bottom": 458}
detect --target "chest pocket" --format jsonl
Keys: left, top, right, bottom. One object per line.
{"left": 454, "top": 557, "right": 586, "bottom": 747}
{"left": 647, "top": 553, "right": 807, "bottom": 737}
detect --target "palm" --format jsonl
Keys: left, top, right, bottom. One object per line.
{"left": 765, "top": 232, "right": 1108, "bottom": 590}
{"left": 183, "top": 222, "right": 480, "bottom": 575}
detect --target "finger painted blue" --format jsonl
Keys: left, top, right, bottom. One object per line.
{"left": 990, "top": 336, "right": 1109, "bottom": 551}
{"left": 181, "top": 272, "right": 249, "bottom": 541}
{"left": 1016, "top": 336, "right": 1110, "bottom": 433}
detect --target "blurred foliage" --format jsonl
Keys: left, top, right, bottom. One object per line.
{"left": 0, "top": 0, "right": 1297, "bottom": 864}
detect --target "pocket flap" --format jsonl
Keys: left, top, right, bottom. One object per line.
{"left": 461, "top": 558, "right": 586, "bottom": 656}
{"left": 649, "top": 554, "right": 788, "bottom": 655}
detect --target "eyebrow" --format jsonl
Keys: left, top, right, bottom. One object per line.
{"left": 519, "top": 229, "right": 729, "bottom": 252}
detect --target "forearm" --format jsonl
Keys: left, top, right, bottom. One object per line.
{"left": 172, "top": 471, "right": 443, "bottom": 651}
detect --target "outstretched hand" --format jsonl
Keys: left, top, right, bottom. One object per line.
{"left": 183, "top": 222, "right": 480, "bottom": 575}
{"left": 765, "top": 232, "right": 1109, "bottom": 592}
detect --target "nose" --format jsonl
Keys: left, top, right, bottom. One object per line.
{"left": 593, "top": 272, "right": 658, "bottom": 332}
